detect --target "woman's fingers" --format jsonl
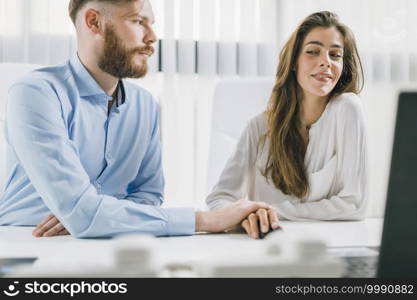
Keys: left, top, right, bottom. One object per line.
{"left": 268, "top": 208, "right": 280, "bottom": 229}
{"left": 241, "top": 219, "right": 251, "bottom": 237}
{"left": 248, "top": 213, "right": 259, "bottom": 239}
{"left": 256, "top": 208, "right": 269, "bottom": 233}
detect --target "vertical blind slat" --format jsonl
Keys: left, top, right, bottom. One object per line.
{"left": 0, "top": 0, "right": 412, "bottom": 81}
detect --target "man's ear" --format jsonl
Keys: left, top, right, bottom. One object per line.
{"left": 84, "top": 8, "right": 103, "bottom": 34}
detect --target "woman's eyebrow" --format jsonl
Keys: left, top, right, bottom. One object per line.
{"left": 304, "top": 41, "right": 343, "bottom": 48}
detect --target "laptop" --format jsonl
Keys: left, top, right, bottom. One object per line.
{"left": 377, "top": 92, "right": 417, "bottom": 278}
{"left": 328, "top": 92, "right": 417, "bottom": 278}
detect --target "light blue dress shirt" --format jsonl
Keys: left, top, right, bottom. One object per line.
{"left": 0, "top": 54, "right": 195, "bottom": 238}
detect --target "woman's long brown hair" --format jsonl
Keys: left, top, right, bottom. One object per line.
{"left": 263, "top": 11, "right": 364, "bottom": 199}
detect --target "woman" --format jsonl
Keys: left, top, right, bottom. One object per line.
{"left": 206, "top": 11, "right": 368, "bottom": 239}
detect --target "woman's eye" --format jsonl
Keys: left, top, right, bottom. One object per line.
{"left": 330, "top": 53, "right": 343, "bottom": 58}
{"left": 306, "top": 50, "right": 319, "bottom": 55}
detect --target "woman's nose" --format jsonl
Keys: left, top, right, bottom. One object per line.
{"left": 319, "top": 52, "right": 331, "bottom": 68}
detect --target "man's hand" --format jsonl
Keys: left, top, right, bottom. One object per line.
{"left": 195, "top": 199, "right": 277, "bottom": 233}
{"left": 240, "top": 207, "right": 280, "bottom": 239}
{"left": 32, "top": 214, "right": 70, "bottom": 237}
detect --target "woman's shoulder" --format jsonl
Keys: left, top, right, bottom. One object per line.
{"left": 330, "top": 92, "right": 365, "bottom": 119}
{"left": 247, "top": 112, "right": 268, "bottom": 137}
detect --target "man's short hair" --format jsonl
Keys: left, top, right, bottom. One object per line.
{"left": 68, "top": 0, "right": 136, "bottom": 24}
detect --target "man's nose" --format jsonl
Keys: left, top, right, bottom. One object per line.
{"left": 144, "top": 27, "right": 157, "bottom": 45}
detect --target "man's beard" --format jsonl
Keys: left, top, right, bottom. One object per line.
{"left": 98, "top": 24, "right": 154, "bottom": 79}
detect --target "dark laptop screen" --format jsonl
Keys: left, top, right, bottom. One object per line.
{"left": 378, "top": 92, "right": 417, "bottom": 278}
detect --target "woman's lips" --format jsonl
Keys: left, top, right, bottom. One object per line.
{"left": 311, "top": 73, "right": 332, "bottom": 82}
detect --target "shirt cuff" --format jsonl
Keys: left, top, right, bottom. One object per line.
{"left": 164, "top": 207, "right": 195, "bottom": 236}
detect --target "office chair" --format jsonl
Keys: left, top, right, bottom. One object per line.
{"left": 206, "top": 77, "right": 274, "bottom": 193}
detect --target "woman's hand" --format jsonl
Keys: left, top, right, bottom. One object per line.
{"left": 32, "top": 214, "right": 70, "bottom": 237}
{"left": 241, "top": 207, "right": 280, "bottom": 239}
{"left": 195, "top": 199, "right": 274, "bottom": 233}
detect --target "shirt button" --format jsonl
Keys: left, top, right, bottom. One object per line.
{"left": 106, "top": 152, "right": 112, "bottom": 160}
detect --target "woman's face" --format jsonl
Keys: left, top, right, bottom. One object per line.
{"left": 296, "top": 26, "right": 344, "bottom": 99}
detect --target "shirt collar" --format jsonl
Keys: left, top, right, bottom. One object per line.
{"left": 69, "top": 53, "right": 106, "bottom": 97}
{"left": 115, "top": 80, "right": 126, "bottom": 107}
{"left": 69, "top": 52, "right": 127, "bottom": 106}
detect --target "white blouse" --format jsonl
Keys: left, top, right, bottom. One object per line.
{"left": 206, "top": 92, "right": 368, "bottom": 221}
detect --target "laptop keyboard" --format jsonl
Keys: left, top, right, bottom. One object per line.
{"left": 327, "top": 247, "right": 379, "bottom": 278}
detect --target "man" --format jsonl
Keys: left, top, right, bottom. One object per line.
{"left": 0, "top": 0, "right": 279, "bottom": 238}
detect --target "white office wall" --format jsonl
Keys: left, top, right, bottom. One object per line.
{"left": 0, "top": 0, "right": 413, "bottom": 217}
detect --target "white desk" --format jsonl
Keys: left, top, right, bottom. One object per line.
{"left": 0, "top": 219, "right": 383, "bottom": 277}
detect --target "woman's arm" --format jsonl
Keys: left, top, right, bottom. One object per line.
{"left": 206, "top": 117, "right": 260, "bottom": 210}
{"left": 277, "top": 95, "right": 368, "bottom": 221}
